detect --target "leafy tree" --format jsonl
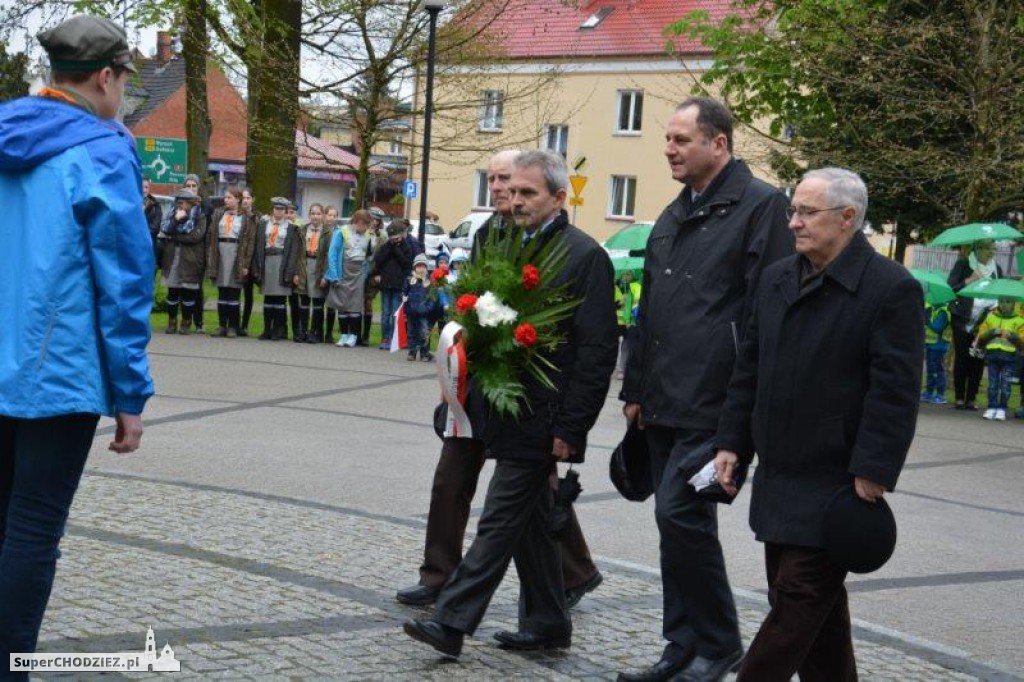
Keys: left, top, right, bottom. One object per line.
{"left": 671, "top": 0, "right": 1024, "bottom": 259}
{"left": 0, "top": 42, "right": 29, "bottom": 103}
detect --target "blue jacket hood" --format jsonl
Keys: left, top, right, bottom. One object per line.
{"left": 0, "top": 96, "right": 118, "bottom": 171}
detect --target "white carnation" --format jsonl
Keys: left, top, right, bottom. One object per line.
{"left": 474, "top": 291, "right": 518, "bottom": 327}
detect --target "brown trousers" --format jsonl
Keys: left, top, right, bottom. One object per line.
{"left": 738, "top": 543, "right": 858, "bottom": 682}
{"left": 418, "top": 437, "right": 598, "bottom": 590}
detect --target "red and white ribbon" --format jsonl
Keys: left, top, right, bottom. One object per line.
{"left": 437, "top": 321, "right": 472, "bottom": 438}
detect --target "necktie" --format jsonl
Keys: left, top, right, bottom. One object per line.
{"left": 223, "top": 214, "right": 234, "bottom": 238}
{"left": 269, "top": 223, "right": 279, "bottom": 247}
{"left": 309, "top": 228, "right": 319, "bottom": 254}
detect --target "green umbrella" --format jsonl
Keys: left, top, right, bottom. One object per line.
{"left": 604, "top": 222, "right": 654, "bottom": 252}
{"left": 930, "top": 223, "right": 1024, "bottom": 247}
{"left": 909, "top": 269, "right": 956, "bottom": 305}
{"left": 612, "top": 256, "right": 644, "bottom": 279}
{"left": 957, "top": 277, "right": 1024, "bottom": 302}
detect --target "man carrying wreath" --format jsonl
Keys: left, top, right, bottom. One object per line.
{"left": 403, "top": 150, "right": 618, "bottom": 657}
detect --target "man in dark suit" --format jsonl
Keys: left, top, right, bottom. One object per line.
{"left": 714, "top": 167, "right": 924, "bottom": 681}
{"left": 619, "top": 98, "right": 792, "bottom": 682}
{"left": 395, "top": 149, "right": 603, "bottom": 610}
{"left": 402, "top": 150, "right": 617, "bottom": 658}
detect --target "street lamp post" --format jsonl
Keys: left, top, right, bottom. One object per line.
{"left": 417, "top": 0, "right": 445, "bottom": 247}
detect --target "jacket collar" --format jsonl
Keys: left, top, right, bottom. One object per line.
{"left": 776, "top": 230, "right": 875, "bottom": 304}
{"left": 671, "top": 158, "right": 753, "bottom": 222}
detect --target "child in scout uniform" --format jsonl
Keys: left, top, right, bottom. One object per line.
{"left": 239, "top": 189, "right": 260, "bottom": 336}
{"left": 294, "top": 203, "right": 330, "bottom": 343}
{"left": 159, "top": 189, "right": 207, "bottom": 334}
{"left": 252, "top": 197, "right": 301, "bottom": 340}
{"left": 206, "top": 187, "right": 255, "bottom": 337}
{"left": 922, "top": 300, "right": 951, "bottom": 404}
{"left": 973, "top": 296, "right": 1024, "bottom": 420}
{"left": 326, "top": 209, "right": 373, "bottom": 347}
{"left": 403, "top": 253, "right": 435, "bottom": 362}
{"left": 323, "top": 206, "right": 341, "bottom": 342}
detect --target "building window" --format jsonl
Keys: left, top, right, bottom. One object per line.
{"left": 616, "top": 90, "right": 643, "bottom": 133}
{"left": 474, "top": 170, "right": 493, "bottom": 209}
{"left": 609, "top": 176, "right": 636, "bottom": 218}
{"left": 543, "top": 124, "right": 569, "bottom": 158}
{"left": 480, "top": 90, "right": 504, "bottom": 131}
{"left": 389, "top": 137, "right": 402, "bottom": 154}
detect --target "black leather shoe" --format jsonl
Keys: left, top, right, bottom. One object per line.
{"left": 493, "top": 629, "right": 571, "bottom": 651}
{"left": 396, "top": 584, "right": 440, "bottom": 606}
{"left": 618, "top": 649, "right": 695, "bottom": 682}
{"left": 566, "top": 571, "right": 603, "bottom": 608}
{"left": 672, "top": 649, "right": 743, "bottom": 682}
{"left": 403, "top": 618, "right": 463, "bottom": 657}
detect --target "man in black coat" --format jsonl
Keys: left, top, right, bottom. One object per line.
{"left": 714, "top": 168, "right": 924, "bottom": 681}
{"left": 395, "top": 149, "right": 603, "bottom": 609}
{"left": 619, "top": 97, "right": 792, "bottom": 682}
{"left": 403, "top": 150, "right": 617, "bottom": 658}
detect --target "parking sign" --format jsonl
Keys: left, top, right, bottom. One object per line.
{"left": 403, "top": 180, "right": 418, "bottom": 199}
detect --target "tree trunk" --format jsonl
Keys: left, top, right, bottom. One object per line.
{"left": 183, "top": 0, "right": 212, "bottom": 195}
{"left": 247, "top": 0, "right": 301, "bottom": 213}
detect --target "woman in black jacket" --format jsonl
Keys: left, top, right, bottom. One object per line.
{"left": 373, "top": 219, "right": 413, "bottom": 348}
{"left": 947, "top": 240, "right": 1003, "bottom": 409}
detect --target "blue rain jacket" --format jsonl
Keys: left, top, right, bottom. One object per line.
{"left": 0, "top": 95, "right": 155, "bottom": 417}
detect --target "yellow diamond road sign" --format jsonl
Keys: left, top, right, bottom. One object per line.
{"left": 569, "top": 174, "right": 588, "bottom": 197}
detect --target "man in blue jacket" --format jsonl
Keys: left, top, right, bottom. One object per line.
{"left": 0, "top": 15, "right": 154, "bottom": 669}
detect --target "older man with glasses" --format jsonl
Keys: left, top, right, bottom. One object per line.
{"left": 714, "top": 167, "right": 923, "bottom": 681}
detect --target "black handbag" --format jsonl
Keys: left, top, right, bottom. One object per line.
{"left": 609, "top": 423, "right": 653, "bottom": 502}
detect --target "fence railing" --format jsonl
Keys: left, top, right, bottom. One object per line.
{"left": 910, "top": 245, "right": 1021, "bottom": 277}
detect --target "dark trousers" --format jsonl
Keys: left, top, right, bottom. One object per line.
{"left": 0, "top": 414, "right": 99, "bottom": 671}
{"left": 217, "top": 286, "right": 242, "bottom": 330}
{"left": 302, "top": 296, "right": 325, "bottom": 341}
{"left": 289, "top": 293, "right": 303, "bottom": 340}
{"left": 192, "top": 278, "right": 205, "bottom": 328}
{"left": 433, "top": 458, "right": 570, "bottom": 637}
{"left": 241, "top": 279, "right": 255, "bottom": 331}
{"left": 952, "top": 323, "right": 983, "bottom": 404}
{"left": 737, "top": 543, "right": 857, "bottom": 682}
{"left": 647, "top": 426, "right": 741, "bottom": 658}
{"left": 924, "top": 347, "right": 947, "bottom": 396}
{"left": 417, "top": 438, "right": 597, "bottom": 591}
{"left": 166, "top": 287, "right": 197, "bottom": 324}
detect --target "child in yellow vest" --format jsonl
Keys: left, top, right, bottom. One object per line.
{"left": 973, "top": 297, "right": 1024, "bottom": 420}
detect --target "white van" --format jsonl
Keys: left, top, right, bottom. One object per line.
{"left": 445, "top": 212, "right": 492, "bottom": 253}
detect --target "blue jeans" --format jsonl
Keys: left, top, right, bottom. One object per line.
{"left": 925, "top": 347, "right": 947, "bottom": 396}
{"left": 407, "top": 315, "right": 430, "bottom": 356}
{"left": 985, "top": 353, "right": 1017, "bottom": 409}
{"left": 380, "top": 288, "right": 403, "bottom": 343}
{"left": 0, "top": 414, "right": 98, "bottom": 672}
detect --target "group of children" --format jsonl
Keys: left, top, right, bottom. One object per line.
{"left": 158, "top": 188, "right": 466, "bottom": 358}
{"left": 924, "top": 295, "right": 1024, "bottom": 420}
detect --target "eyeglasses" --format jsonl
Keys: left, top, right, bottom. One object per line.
{"left": 786, "top": 205, "right": 847, "bottom": 220}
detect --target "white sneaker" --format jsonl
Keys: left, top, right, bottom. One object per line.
{"left": 995, "top": 409, "right": 1007, "bottom": 421}
{"left": 344, "top": 334, "right": 357, "bottom": 347}
{"left": 335, "top": 336, "right": 347, "bottom": 347}
{"left": 982, "top": 408, "right": 996, "bottom": 420}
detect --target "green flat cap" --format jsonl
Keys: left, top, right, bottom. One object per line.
{"left": 38, "top": 15, "right": 137, "bottom": 74}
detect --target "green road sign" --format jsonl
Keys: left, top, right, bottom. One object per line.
{"left": 136, "top": 137, "right": 188, "bottom": 184}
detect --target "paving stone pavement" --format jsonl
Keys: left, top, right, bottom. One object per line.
{"left": 33, "top": 471, "right": 1005, "bottom": 681}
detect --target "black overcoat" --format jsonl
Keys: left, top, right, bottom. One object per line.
{"left": 620, "top": 159, "right": 793, "bottom": 431}
{"left": 716, "top": 231, "right": 924, "bottom": 548}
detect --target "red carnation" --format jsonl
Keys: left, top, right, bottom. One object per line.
{"left": 521, "top": 264, "right": 541, "bottom": 290}
{"left": 456, "top": 293, "right": 479, "bottom": 314}
{"left": 514, "top": 322, "right": 538, "bottom": 347}
{"left": 431, "top": 266, "right": 449, "bottom": 284}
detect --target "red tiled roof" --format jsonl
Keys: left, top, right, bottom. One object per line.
{"left": 296, "top": 130, "right": 385, "bottom": 174}
{"left": 466, "top": 0, "right": 738, "bottom": 60}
